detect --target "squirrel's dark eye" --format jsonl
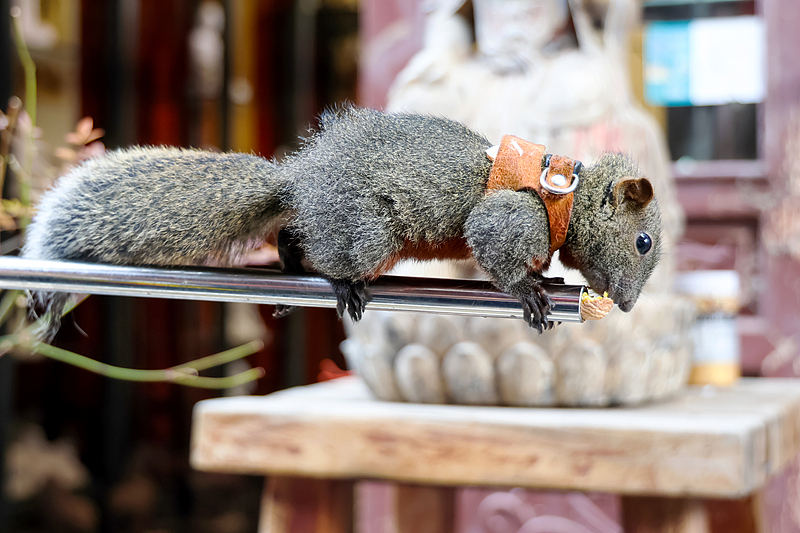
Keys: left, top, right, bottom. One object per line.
{"left": 636, "top": 232, "right": 652, "bottom": 255}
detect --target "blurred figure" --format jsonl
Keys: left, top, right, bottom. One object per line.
{"left": 345, "top": 0, "right": 694, "bottom": 411}
{"left": 389, "top": 0, "right": 681, "bottom": 280}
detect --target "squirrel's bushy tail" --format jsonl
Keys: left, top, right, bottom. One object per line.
{"left": 22, "top": 146, "right": 289, "bottom": 340}
{"left": 27, "top": 291, "right": 72, "bottom": 342}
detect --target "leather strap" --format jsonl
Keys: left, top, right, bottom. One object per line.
{"left": 486, "top": 135, "right": 578, "bottom": 254}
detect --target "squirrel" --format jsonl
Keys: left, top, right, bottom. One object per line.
{"left": 22, "top": 106, "right": 661, "bottom": 339}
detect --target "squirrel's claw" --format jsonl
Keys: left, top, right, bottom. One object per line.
{"left": 519, "top": 297, "right": 543, "bottom": 334}
{"left": 273, "top": 304, "right": 297, "bottom": 318}
{"left": 330, "top": 278, "right": 371, "bottom": 322}
{"left": 519, "top": 283, "right": 554, "bottom": 334}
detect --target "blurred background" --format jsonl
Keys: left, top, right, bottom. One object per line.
{"left": 0, "top": 0, "right": 799, "bottom": 532}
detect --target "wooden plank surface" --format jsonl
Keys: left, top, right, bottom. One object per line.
{"left": 190, "top": 377, "right": 800, "bottom": 498}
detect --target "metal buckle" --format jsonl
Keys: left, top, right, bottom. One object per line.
{"left": 540, "top": 157, "right": 580, "bottom": 195}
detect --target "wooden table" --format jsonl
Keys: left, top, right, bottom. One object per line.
{"left": 190, "top": 377, "right": 800, "bottom": 532}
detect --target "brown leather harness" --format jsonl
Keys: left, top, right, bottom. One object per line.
{"left": 367, "top": 136, "right": 582, "bottom": 279}
{"left": 486, "top": 135, "right": 581, "bottom": 255}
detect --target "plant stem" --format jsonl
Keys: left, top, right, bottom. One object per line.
{"left": 0, "top": 98, "right": 22, "bottom": 202}
{"left": 10, "top": 10, "right": 37, "bottom": 225}
{"left": 0, "top": 334, "right": 266, "bottom": 389}
{"left": 174, "top": 339, "right": 265, "bottom": 372}
{"left": 10, "top": 12, "right": 36, "bottom": 128}
{"left": 0, "top": 290, "right": 21, "bottom": 327}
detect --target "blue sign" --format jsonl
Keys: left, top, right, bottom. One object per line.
{"left": 644, "top": 20, "right": 691, "bottom": 107}
{"left": 644, "top": 17, "right": 765, "bottom": 107}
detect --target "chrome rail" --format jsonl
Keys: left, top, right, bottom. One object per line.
{"left": 0, "top": 257, "right": 585, "bottom": 322}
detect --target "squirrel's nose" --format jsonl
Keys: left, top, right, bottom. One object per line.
{"left": 618, "top": 299, "right": 635, "bottom": 312}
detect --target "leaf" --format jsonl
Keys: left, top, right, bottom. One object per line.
{"left": 78, "top": 141, "right": 105, "bottom": 160}
{"left": 75, "top": 116, "right": 93, "bottom": 139}
{"left": 1, "top": 198, "right": 20, "bottom": 210}
{"left": 85, "top": 128, "right": 105, "bottom": 144}
{"left": 1, "top": 199, "right": 33, "bottom": 218}
{"left": 15, "top": 111, "right": 31, "bottom": 133}
{"left": 0, "top": 212, "right": 16, "bottom": 231}
{"left": 64, "top": 132, "right": 83, "bottom": 145}
{"left": 54, "top": 146, "right": 78, "bottom": 161}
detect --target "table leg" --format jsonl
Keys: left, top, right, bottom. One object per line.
{"left": 353, "top": 481, "right": 455, "bottom": 533}
{"left": 259, "top": 476, "right": 354, "bottom": 533}
{"left": 396, "top": 484, "right": 455, "bottom": 533}
{"left": 705, "top": 495, "right": 764, "bottom": 533}
{"left": 622, "top": 495, "right": 764, "bottom": 533}
{"left": 621, "top": 496, "right": 710, "bottom": 533}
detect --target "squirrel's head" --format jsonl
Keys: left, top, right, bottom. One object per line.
{"left": 559, "top": 153, "right": 662, "bottom": 313}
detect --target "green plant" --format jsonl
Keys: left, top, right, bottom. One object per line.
{"left": 0, "top": 7, "right": 265, "bottom": 390}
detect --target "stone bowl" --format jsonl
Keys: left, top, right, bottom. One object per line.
{"left": 340, "top": 293, "right": 695, "bottom": 407}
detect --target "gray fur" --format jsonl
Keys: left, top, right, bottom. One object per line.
{"left": 23, "top": 106, "right": 660, "bottom": 338}
{"left": 25, "top": 146, "right": 286, "bottom": 265}
{"left": 281, "top": 107, "right": 491, "bottom": 279}
{"left": 559, "top": 153, "right": 662, "bottom": 312}
{"left": 464, "top": 189, "right": 550, "bottom": 296}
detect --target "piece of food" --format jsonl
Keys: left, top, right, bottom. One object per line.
{"left": 580, "top": 291, "right": 614, "bottom": 321}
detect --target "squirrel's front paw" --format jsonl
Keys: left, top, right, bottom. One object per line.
{"left": 518, "top": 283, "right": 556, "bottom": 334}
{"left": 329, "top": 278, "right": 371, "bottom": 322}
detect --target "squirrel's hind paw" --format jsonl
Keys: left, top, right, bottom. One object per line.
{"left": 27, "top": 291, "right": 71, "bottom": 342}
{"left": 329, "top": 279, "right": 371, "bottom": 322}
{"left": 273, "top": 304, "right": 297, "bottom": 318}
{"left": 519, "top": 283, "right": 555, "bottom": 334}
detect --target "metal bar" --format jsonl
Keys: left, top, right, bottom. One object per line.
{"left": 0, "top": 257, "right": 585, "bottom": 322}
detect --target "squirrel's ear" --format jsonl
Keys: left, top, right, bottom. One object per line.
{"left": 612, "top": 178, "right": 654, "bottom": 209}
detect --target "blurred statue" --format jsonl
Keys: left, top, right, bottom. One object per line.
{"left": 189, "top": 0, "right": 226, "bottom": 100}
{"left": 344, "top": 0, "right": 692, "bottom": 407}
{"left": 389, "top": 0, "right": 681, "bottom": 275}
